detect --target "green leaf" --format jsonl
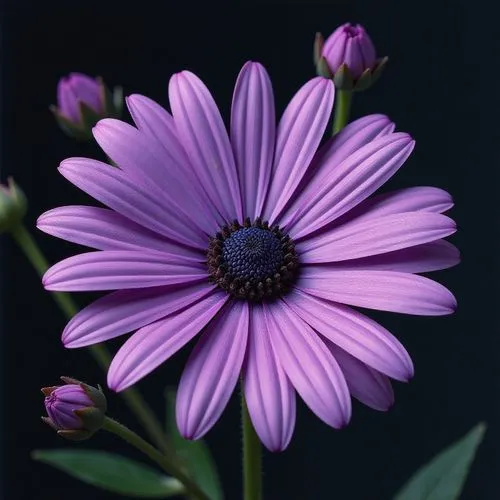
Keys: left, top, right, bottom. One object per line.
{"left": 394, "top": 422, "right": 487, "bottom": 500}
{"left": 32, "top": 449, "right": 184, "bottom": 498}
{"left": 165, "top": 389, "right": 224, "bottom": 500}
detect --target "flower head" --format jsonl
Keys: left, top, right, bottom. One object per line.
{"left": 42, "top": 377, "right": 106, "bottom": 440}
{"left": 315, "top": 23, "right": 388, "bottom": 91}
{"left": 51, "top": 73, "right": 123, "bottom": 140}
{"left": 0, "top": 177, "right": 27, "bottom": 233}
{"left": 38, "top": 62, "right": 458, "bottom": 451}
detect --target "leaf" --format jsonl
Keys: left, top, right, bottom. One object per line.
{"left": 32, "top": 449, "right": 184, "bottom": 498}
{"left": 394, "top": 422, "right": 487, "bottom": 500}
{"left": 165, "top": 389, "right": 224, "bottom": 500}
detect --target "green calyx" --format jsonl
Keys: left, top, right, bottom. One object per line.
{"left": 0, "top": 178, "right": 27, "bottom": 233}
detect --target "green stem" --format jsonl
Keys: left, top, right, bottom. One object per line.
{"left": 242, "top": 390, "right": 262, "bottom": 500}
{"left": 332, "top": 89, "right": 353, "bottom": 135}
{"left": 103, "top": 417, "right": 210, "bottom": 500}
{"left": 10, "top": 224, "right": 171, "bottom": 455}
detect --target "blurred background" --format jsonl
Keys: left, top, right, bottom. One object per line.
{"left": 1, "top": 0, "right": 498, "bottom": 498}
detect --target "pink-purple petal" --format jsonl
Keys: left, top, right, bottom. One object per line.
{"left": 231, "top": 62, "right": 275, "bottom": 220}
{"left": 289, "top": 133, "right": 415, "bottom": 239}
{"left": 324, "top": 240, "right": 460, "bottom": 273}
{"left": 37, "top": 206, "right": 204, "bottom": 260}
{"left": 327, "top": 342, "right": 395, "bottom": 411}
{"left": 63, "top": 282, "right": 216, "bottom": 348}
{"left": 243, "top": 303, "right": 296, "bottom": 452}
{"left": 176, "top": 301, "right": 249, "bottom": 440}
{"left": 297, "top": 268, "right": 457, "bottom": 316}
{"left": 265, "top": 301, "right": 351, "bottom": 429}
{"left": 263, "top": 78, "right": 335, "bottom": 224}
{"left": 42, "top": 250, "right": 207, "bottom": 292}
{"left": 59, "top": 158, "right": 207, "bottom": 249}
{"left": 108, "top": 291, "right": 229, "bottom": 392}
{"left": 298, "top": 212, "right": 456, "bottom": 264}
{"left": 284, "top": 289, "right": 414, "bottom": 381}
{"left": 169, "top": 71, "right": 243, "bottom": 222}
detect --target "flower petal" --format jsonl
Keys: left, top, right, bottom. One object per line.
{"left": 298, "top": 212, "right": 456, "bottom": 263}
{"left": 265, "top": 300, "right": 351, "bottom": 428}
{"left": 323, "top": 240, "right": 460, "bottom": 273}
{"left": 37, "top": 206, "right": 204, "bottom": 260}
{"left": 169, "top": 71, "right": 243, "bottom": 222}
{"left": 59, "top": 158, "right": 207, "bottom": 249}
{"left": 288, "top": 133, "right": 415, "bottom": 239}
{"left": 263, "top": 77, "right": 335, "bottom": 223}
{"left": 326, "top": 341, "right": 394, "bottom": 411}
{"left": 231, "top": 62, "right": 275, "bottom": 219}
{"left": 243, "top": 303, "right": 296, "bottom": 451}
{"left": 297, "top": 268, "right": 457, "bottom": 316}
{"left": 177, "top": 301, "right": 249, "bottom": 440}
{"left": 284, "top": 289, "right": 413, "bottom": 381}
{"left": 108, "top": 290, "right": 229, "bottom": 391}
{"left": 63, "top": 282, "right": 215, "bottom": 348}
{"left": 43, "top": 250, "right": 207, "bottom": 291}
{"left": 279, "top": 114, "right": 395, "bottom": 229}
{"left": 93, "top": 120, "right": 215, "bottom": 236}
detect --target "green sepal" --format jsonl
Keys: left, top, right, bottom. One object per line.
{"left": 316, "top": 56, "right": 332, "bottom": 79}
{"left": 79, "top": 101, "right": 102, "bottom": 132}
{"left": 32, "top": 449, "right": 185, "bottom": 497}
{"left": 313, "top": 32, "right": 324, "bottom": 66}
{"left": 74, "top": 407, "right": 105, "bottom": 434}
{"left": 333, "top": 63, "right": 354, "bottom": 91}
{"left": 370, "top": 56, "right": 389, "bottom": 87}
{"left": 50, "top": 105, "right": 92, "bottom": 141}
{"left": 353, "top": 68, "right": 373, "bottom": 92}
{"left": 0, "top": 177, "right": 27, "bottom": 233}
{"left": 56, "top": 428, "right": 94, "bottom": 442}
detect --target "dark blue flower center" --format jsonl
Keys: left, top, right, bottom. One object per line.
{"left": 222, "top": 227, "right": 283, "bottom": 281}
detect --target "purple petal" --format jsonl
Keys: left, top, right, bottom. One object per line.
{"left": 126, "top": 95, "right": 223, "bottom": 231}
{"left": 263, "top": 78, "right": 335, "bottom": 224}
{"left": 284, "top": 289, "right": 413, "bottom": 381}
{"left": 344, "top": 37, "right": 364, "bottom": 79}
{"left": 297, "top": 268, "right": 457, "bottom": 316}
{"left": 279, "top": 114, "right": 394, "bottom": 229}
{"left": 43, "top": 250, "right": 207, "bottom": 292}
{"left": 177, "top": 301, "right": 249, "bottom": 440}
{"left": 323, "top": 240, "right": 460, "bottom": 273}
{"left": 327, "top": 342, "right": 394, "bottom": 411}
{"left": 298, "top": 212, "right": 456, "bottom": 263}
{"left": 289, "top": 133, "right": 415, "bottom": 239}
{"left": 63, "top": 282, "right": 215, "bottom": 348}
{"left": 59, "top": 158, "right": 207, "bottom": 249}
{"left": 108, "top": 291, "right": 229, "bottom": 391}
{"left": 169, "top": 71, "right": 243, "bottom": 222}
{"left": 265, "top": 301, "right": 351, "bottom": 428}
{"left": 93, "top": 120, "right": 215, "bottom": 236}
{"left": 243, "top": 303, "right": 295, "bottom": 452}
{"left": 68, "top": 73, "right": 102, "bottom": 113}
{"left": 231, "top": 62, "right": 275, "bottom": 220}
{"left": 57, "top": 79, "right": 79, "bottom": 122}
{"left": 37, "top": 206, "right": 204, "bottom": 260}
{"left": 332, "top": 187, "right": 454, "bottom": 229}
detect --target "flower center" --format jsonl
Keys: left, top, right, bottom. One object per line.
{"left": 207, "top": 218, "right": 299, "bottom": 301}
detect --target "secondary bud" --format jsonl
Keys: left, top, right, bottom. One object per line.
{"left": 315, "top": 23, "right": 388, "bottom": 91}
{"left": 51, "top": 73, "right": 123, "bottom": 141}
{"left": 0, "top": 177, "right": 27, "bottom": 233}
{"left": 42, "top": 377, "right": 107, "bottom": 441}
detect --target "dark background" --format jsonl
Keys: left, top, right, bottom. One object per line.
{"left": 1, "top": 1, "right": 498, "bottom": 499}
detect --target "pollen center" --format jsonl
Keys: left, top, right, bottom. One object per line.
{"left": 207, "top": 218, "right": 299, "bottom": 301}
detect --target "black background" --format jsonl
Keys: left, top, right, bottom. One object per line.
{"left": 1, "top": 1, "right": 498, "bottom": 499}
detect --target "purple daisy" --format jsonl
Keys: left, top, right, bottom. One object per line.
{"left": 38, "top": 61, "right": 458, "bottom": 452}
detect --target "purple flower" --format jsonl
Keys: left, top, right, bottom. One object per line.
{"left": 42, "top": 378, "right": 107, "bottom": 440}
{"left": 38, "top": 62, "right": 458, "bottom": 451}
{"left": 57, "top": 73, "right": 103, "bottom": 123}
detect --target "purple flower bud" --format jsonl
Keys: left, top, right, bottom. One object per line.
{"left": 322, "top": 23, "right": 377, "bottom": 79}
{"left": 0, "top": 177, "right": 27, "bottom": 233}
{"left": 42, "top": 377, "right": 107, "bottom": 441}
{"left": 51, "top": 73, "right": 123, "bottom": 141}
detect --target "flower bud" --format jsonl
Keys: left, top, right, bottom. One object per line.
{"left": 51, "top": 73, "right": 123, "bottom": 141}
{"left": 42, "top": 377, "right": 107, "bottom": 441}
{"left": 0, "top": 177, "right": 27, "bottom": 233}
{"left": 314, "top": 23, "right": 388, "bottom": 92}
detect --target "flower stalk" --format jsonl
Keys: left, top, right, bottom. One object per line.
{"left": 102, "top": 417, "right": 210, "bottom": 500}
{"left": 332, "top": 89, "right": 352, "bottom": 135}
{"left": 242, "top": 390, "right": 262, "bottom": 500}
{"left": 9, "top": 223, "right": 171, "bottom": 455}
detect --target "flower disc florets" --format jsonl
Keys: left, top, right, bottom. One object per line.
{"left": 207, "top": 217, "right": 299, "bottom": 301}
